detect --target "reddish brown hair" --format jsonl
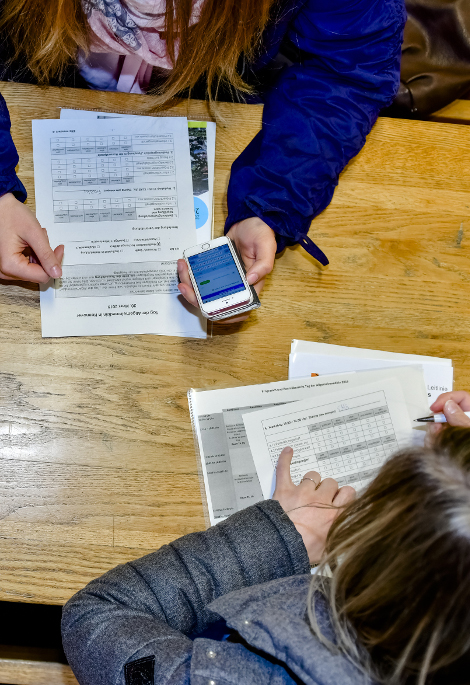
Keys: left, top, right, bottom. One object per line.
{"left": 0, "top": 0, "right": 278, "bottom": 103}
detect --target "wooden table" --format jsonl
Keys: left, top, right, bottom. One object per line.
{"left": 429, "top": 98, "right": 470, "bottom": 124}
{"left": 1, "top": 83, "right": 470, "bottom": 610}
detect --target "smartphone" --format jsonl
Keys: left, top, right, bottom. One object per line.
{"left": 183, "top": 236, "right": 260, "bottom": 320}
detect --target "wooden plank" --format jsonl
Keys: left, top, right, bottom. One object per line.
{"left": 0, "top": 646, "right": 77, "bottom": 685}
{"left": 0, "top": 540, "right": 159, "bottom": 604}
{"left": 0, "top": 658, "right": 77, "bottom": 685}
{"left": 0, "top": 83, "right": 469, "bottom": 603}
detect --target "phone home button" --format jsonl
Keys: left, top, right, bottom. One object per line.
{"left": 202, "top": 243, "right": 210, "bottom": 250}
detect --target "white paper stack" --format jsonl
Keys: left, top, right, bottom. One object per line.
{"left": 33, "top": 109, "right": 216, "bottom": 339}
{"left": 189, "top": 364, "right": 431, "bottom": 526}
{"left": 60, "top": 109, "right": 216, "bottom": 244}
{"left": 289, "top": 340, "right": 453, "bottom": 404}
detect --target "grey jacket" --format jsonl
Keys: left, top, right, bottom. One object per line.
{"left": 62, "top": 500, "right": 371, "bottom": 685}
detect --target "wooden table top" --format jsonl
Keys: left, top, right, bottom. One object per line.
{"left": 1, "top": 82, "right": 470, "bottom": 605}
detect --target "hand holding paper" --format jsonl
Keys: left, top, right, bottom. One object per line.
{"left": 0, "top": 193, "right": 63, "bottom": 283}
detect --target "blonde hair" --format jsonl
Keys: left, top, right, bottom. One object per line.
{"left": 0, "top": 0, "right": 277, "bottom": 104}
{"left": 309, "top": 427, "right": 470, "bottom": 684}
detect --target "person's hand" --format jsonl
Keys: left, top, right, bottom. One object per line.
{"left": 226, "top": 217, "right": 277, "bottom": 294}
{"left": 429, "top": 391, "right": 470, "bottom": 428}
{"left": 177, "top": 217, "right": 276, "bottom": 323}
{"left": 0, "top": 193, "right": 64, "bottom": 283}
{"left": 273, "top": 447, "right": 356, "bottom": 564}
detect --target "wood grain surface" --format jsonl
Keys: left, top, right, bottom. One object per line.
{"left": 0, "top": 657, "right": 77, "bottom": 685}
{"left": 0, "top": 82, "right": 470, "bottom": 605}
{"left": 0, "top": 646, "right": 78, "bottom": 685}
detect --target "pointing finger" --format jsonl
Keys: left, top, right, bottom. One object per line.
{"left": 275, "top": 447, "right": 294, "bottom": 490}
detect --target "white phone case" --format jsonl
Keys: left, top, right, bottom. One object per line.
{"left": 207, "top": 285, "right": 261, "bottom": 320}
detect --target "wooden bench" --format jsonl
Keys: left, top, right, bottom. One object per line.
{"left": 0, "top": 646, "right": 77, "bottom": 685}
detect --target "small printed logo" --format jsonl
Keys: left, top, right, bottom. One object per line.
{"left": 194, "top": 197, "right": 209, "bottom": 229}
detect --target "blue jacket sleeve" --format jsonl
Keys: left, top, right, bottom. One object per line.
{"left": 61, "top": 500, "right": 310, "bottom": 685}
{"left": 0, "top": 91, "right": 27, "bottom": 201}
{"left": 224, "top": 0, "right": 406, "bottom": 263}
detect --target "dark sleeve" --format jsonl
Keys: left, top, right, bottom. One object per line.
{"left": 224, "top": 0, "right": 406, "bottom": 262}
{"left": 0, "top": 92, "right": 27, "bottom": 201}
{"left": 61, "top": 499, "right": 310, "bottom": 685}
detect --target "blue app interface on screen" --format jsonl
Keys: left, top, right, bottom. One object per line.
{"left": 188, "top": 244, "right": 246, "bottom": 303}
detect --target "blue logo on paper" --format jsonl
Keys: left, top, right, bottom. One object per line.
{"left": 194, "top": 197, "right": 209, "bottom": 229}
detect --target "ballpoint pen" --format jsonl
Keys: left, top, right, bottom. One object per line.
{"left": 415, "top": 412, "right": 470, "bottom": 423}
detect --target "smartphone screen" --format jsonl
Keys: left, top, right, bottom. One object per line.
{"left": 188, "top": 244, "right": 247, "bottom": 303}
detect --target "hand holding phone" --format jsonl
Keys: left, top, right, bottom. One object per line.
{"left": 178, "top": 217, "right": 276, "bottom": 322}
{"left": 181, "top": 237, "right": 259, "bottom": 320}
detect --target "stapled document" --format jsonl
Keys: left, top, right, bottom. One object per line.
{"left": 33, "top": 116, "right": 205, "bottom": 337}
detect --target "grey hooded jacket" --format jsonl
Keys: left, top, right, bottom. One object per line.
{"left": 61, "top": 500, "right": 372, "bottom": 685}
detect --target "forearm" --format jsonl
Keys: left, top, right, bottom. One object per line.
{"left": 0, "top": 93, "right": 27, "bottom": 201}
{"left": 62, "top": 500, "right": 309, "bottom": 685}
{"left": 226, "top": 0, "right": 405, "bottom": 253}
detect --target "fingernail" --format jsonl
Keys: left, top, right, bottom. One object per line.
{"left": 445, "top": 399, "right": 459, "bottom": 414}
{"left": 247, "top": 272, "right": 258, "bottom": 285}
{"left": 51, "top": 265, "right": 61, "bottom": 278}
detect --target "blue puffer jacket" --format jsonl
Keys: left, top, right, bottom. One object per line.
{"left": 0, "top": 0, "right": 405, "bottom": 264}
{"left": 62, "top": 500, "right": 374, "bottom": 685}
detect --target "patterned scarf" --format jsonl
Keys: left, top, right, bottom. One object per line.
{"left": 82, "top": 0, "right": 143, "bottom": 51}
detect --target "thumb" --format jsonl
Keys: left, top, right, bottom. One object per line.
{"left": 29, "top": 229, "right": 63, "bottom": 279}
{"left": 54, "top": 244, "right": 65, "bottom": 265}
{"left": 245, "top": 239, "right": 276, "bottom": 285}
{"left": 443, "top": 399, "right": 470, "bottom": 427}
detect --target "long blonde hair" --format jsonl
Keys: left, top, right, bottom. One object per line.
{"left": 309, "top": 427, "right": 470, "bottom": 684}
{"left": 0, "top": 0, "right": 278, "bottom": 103}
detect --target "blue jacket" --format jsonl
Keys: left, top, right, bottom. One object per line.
{"left": 0, "top": 0, "right": 405, "bottom": 264}
{"left": 62, "top": 500, "right": 374, "bottom": 685}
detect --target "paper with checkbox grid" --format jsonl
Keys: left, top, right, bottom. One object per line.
{"left": 243, "top": 375, "right": 421, "bottom": 500}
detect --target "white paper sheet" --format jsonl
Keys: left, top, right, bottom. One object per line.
{"left": 33, "top": 116, "right": 206, "bottom": 338}
{"left": 289, "top": 340, "right": 453, "bottom": 405}
{"left": 244, "top": 377, "right": 416, "bottom": 499}
{"left": 60, "top": 109, "right": 216, "bottom": 243}
{"left": 188, "top": 365, "right": 428, "bottom": 525}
